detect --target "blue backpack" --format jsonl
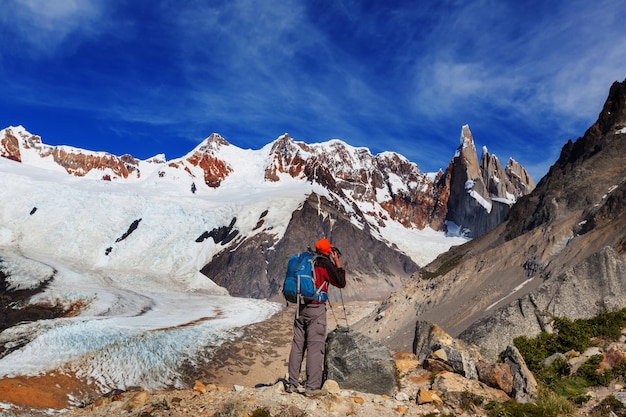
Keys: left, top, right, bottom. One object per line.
{"left": 282, "top": 251, "right": 328, "bottom": 304}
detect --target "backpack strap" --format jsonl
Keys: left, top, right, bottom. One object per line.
{"left": 312, "top": 254, "right": 329, "bottom": 302}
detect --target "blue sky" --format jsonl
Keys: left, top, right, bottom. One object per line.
{"left": 1, "top": 0, "right": 625, "bottom": 181}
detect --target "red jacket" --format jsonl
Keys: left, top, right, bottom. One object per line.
{"left": 311, "top": 254, "right": 346, "bottom": 304}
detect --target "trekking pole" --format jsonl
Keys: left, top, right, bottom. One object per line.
{"left": 339, "top": 288, "right": 350, "bottom": 331}
{"left": 328, "top": 299, "right": 340, "bottom": 329}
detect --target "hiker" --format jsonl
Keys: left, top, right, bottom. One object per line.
{"left": 286, "top": 237, "right": 346, "bottom": 396}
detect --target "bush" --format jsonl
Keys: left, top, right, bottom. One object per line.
{"left": 250, "top": 408, "right": 272, "bottom": 417}
{"left": 591, "top": 395, "right": 626, "bottom": 416}
{"left": 576, "top": 354, "right": 612, "bottom": 387}
{"left": 512, "top": 308, "right": 626, "bottom": 406}
{"left": 485, "top": 386, "right": 572, "bottom": 417}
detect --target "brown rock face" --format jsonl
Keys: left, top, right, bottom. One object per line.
{"left": 182, "top": 133, "right": 234, "bottom": 188}
{"left": 264, "top": 134, "right": 311, "bottom": 181}
{"left": 476, "top": 360, "right": 514, "bottom": 395}
{"left": 0, "top": 129, "right": 23, "bottom": 162}
{"left": 48, "top": 148, "right": 139, "bottom": 178}
{"left": 185, "top": 152, "right": 232, "bottom": 188}
{"left": 0, "top": 127, "right": 141, "bottom": 179}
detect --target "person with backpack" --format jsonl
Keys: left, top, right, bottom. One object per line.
{"left": 286, "top": 237, "right": 346, "bottom": 396}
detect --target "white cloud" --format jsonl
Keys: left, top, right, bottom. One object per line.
{"left": 1, "top": 0, "right": 107, "bottom": 57}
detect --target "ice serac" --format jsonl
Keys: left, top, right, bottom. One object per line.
{"left": 438, "top": 125, "right": 535, "bottom": 237}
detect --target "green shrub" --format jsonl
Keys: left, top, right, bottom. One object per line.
{"left": 251, "top": 408, "right": 272, "bottom": 417}
{"left": 485, "top": 386, "right": 572, "bottom": 417}
{"left": 513, "top": 332, "right": 559, "bottom": 374}
{"left": 591, "top": 394, "right": 626, "bottom": 416}
{"left": 515, "top": 308, "right": 626, "bottom": 374}
{"left": 460, "top": 391, "right": 485, "bottom": 410}
{"left": 419, "top": 254, "right": 464, "bottom": 279}
{"left": 576, "top": 354, "right": 612, "bottom": 387}
{"left": 512, "top": 308, "right": 626, "bottom": 407}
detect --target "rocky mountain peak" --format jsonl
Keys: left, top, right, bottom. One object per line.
{"left": 196, "top": 132, "right": 230, "bottom": 153}
{"left": 1, "top": 126, "right": 141, "bottom": 180}
{"left": 438, "top": 124, "right": 535, "bottom": 237}
{"left": 594, "top": 79, "right": 626, "bottom": 137}
{"left": 456, "top": 125, "right": 482, "bottom": 180}
{"left": 1, "top": 126, "right": 42, "bottom": 162}
{"left": 506, "top": 78, "right": 626, "bottom": 241}
{"left": 264, "top": 134, "right": 310, "bottom": 181}
{"left": 180, "top": 135, "right": 233, "bottom": 188}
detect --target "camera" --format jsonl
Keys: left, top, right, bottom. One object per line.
{"left": 331, "top": 246, "right": 342, "bottom": 257}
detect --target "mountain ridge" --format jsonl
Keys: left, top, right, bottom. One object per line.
{"left": 353, "top": 78, "right": 626, "bottom": 361}
{"left": 1, "top": 124, "right": 534, "bottom": 239}
{"left": 0, "top": 123, "right": 536, "bottom": 302}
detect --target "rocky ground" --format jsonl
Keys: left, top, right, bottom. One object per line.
{"left": 0, "top": 301, "right": 623, "bottom": 417}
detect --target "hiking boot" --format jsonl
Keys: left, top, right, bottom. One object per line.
{"left": 303, "top": 388, "right": 328, "bottom": 398}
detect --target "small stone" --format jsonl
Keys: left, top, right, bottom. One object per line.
{"left": 122, "top": 391, "right": 149, "bottom": 410}
{"left": 351, "top": 396, "right": 364, "bottom": 404}
{"left": 432, "top": 348, "right": 448, "bottom": 361}
{"left": 233, "top": 384, "right": 245, "bottom": 392}
{"left": 395, "top": 392, "right": 410, "bottom": 401}
{"left": 193, "top": 380, "right": 207, "bottom": 393}
{"left": 417, "top": 388, "right": 438, "bottom": 405}
{"left": 323, "top": 379, "right": 341, "bottom": 395}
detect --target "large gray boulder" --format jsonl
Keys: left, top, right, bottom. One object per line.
{"left": 325, "top": 328, "right": 397, "bottom": 395}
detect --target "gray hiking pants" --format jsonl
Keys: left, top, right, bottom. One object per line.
{"left": 288, "top": 303, "right": 327, "bottom": 390}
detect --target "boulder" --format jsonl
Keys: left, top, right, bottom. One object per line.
{"left": 501, "top": 345, "right": 538, "bottom": 403}
{"left": 325, "top": 328, "right": 397, "bottom": 395}
{"left": 413, "top": 322, "right": 482, "bottom": 379}
{"left": 393, "top": 351, "right": 420, "bottom": 375}
{"left": 431, "top": 371, "right": 509, "bottom": 409}
{"left": 475, "top": 360, "right": 514, "bottom": 395}
{"left": 599, "top": 344, "right": 626, "bottom": 373}
{"left": 417, "top": 388, "right": 443, "bottom": 405}
{"left": 433, "top": 345, "right": 479, "bottom": 380}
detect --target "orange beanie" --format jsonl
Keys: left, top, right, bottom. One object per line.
{"left": 315, "top": 238, "right": 333, "bottom": 255}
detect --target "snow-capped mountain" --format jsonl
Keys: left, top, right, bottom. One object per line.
{"left": 0, "top": 124, "right": 532, "bottom": 401}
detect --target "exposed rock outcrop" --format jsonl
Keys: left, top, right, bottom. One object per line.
{"left": 0, "top": 127, "right": 141, "bottom": 179}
